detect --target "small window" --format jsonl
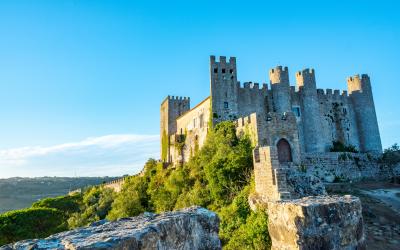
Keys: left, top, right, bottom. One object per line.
{"left": 343, "top": 108, "right": 347, "bottom": 115}
{"left": 229, "top": 69, "right": 233, "bottom": 74}
{"left": 199, "top": 114, "right": 204, "bottom": 128}
{"left": 214, "top": 68, "right": 218, "bottom": 73}
{"left": 292, "top": 107, "right": 301, "bottom": 117}
{"left": 224, "top": 102, "right": 229, "bottom": 109}
{"left": 222, "top": 68, "right": 226, "bottom": 73}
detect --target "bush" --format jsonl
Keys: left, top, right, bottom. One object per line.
{"left": 68, "top": 186, "right": 115, "bottom": 228}
{"left": 0, "top": 208, "right": 65, "bottom": 245}
{"left": 32, "top": 194, "right": 81, "bottom": 218}
{"left": 380, "top": 143, "right": 400, "bottom": 166}
{"left": 329, "top": 140, "right": 358, "bottom": 153}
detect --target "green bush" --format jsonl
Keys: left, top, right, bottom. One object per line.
{"left": 32, "top": 194, "right": 81, "bottom": 218}
{"left": 0, "top": 208, "right": 65, "bottom": 246}
{"left": 380, "top": 143, "right": 400, "bottom": 166}
{"left": 329, "top": 140, "right": 358, "bottom": 153}
{"left": 68, "top": 186, "right": 115, "bottom": 228}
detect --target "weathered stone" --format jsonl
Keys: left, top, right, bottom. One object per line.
{"left": 267, "top": 195, "right": 365, "bottom": 250}
{"left": 1, "top": 206, "right": 221, "bottom": 250}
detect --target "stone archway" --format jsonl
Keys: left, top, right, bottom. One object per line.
{"left": 277, "top": 138, "right": 292, "bottom": 163}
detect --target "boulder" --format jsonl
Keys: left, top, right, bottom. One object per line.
{"left": 1, "top": 206, "right": 221, "bottom": 250}
{"left": 267, "top": 195, "right": 365, "bottom": 250}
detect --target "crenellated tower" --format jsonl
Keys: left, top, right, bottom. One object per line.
{"left": 269, "top": 66, "right": 291, "bottom": 113}
{"left": 347, "top": 74, "right": 382, "bottom": 153}
{"left": 210, "top": 56, "right": 239, "bottom": 124}
{"left": 160, "top": 96, "right": 190, "bottom": 162}
{"left": 296, "top": 68, "right": 324, "bottom": 152}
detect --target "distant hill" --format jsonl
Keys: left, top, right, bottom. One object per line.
{"left": 0, "top": 177, "right": 120, "bottom": 213}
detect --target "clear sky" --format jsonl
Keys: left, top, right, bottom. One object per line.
{"left": 0, "top": 0, "right": 399, "bottom": 177}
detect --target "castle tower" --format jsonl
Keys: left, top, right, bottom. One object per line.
{"left": 160, "top": 96, "right": 190, "bottom": 162}
{"left": 347, "top": 74, "right": 382, "bottom": 153}
{"left": 296, "top": 69, "right": 324, "bottom": 152}
{"left": 269, "top": 66, "right": 291, "bottom": 113}
{"left": 210, "top": 56, "right": 239, "bottom": 124}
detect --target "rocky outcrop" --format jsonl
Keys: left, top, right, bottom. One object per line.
{"left": 267, "top": 195, "right": 365, "bottom": 250}
{"left": 1, "top": 206, "right": 221, "bottom": 250}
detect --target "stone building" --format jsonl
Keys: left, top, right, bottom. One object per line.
{"left": 160, "top": 56, "right": 382, "bottom": 165}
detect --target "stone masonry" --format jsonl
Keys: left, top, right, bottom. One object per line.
{"left": 160, "top": 56, "right": 382, "bottom": 165}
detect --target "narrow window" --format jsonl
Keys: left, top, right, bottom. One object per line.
{"left": 229, "top": 69, "right": 233, "bottom": 74}
{"left": 222, "top": 68, "right": 226, "bottom": 73}
{"left": 292, "top": 107, "right": 301, "bottom": 117}
{"left": 214, "top": 68, "right": 218, "bottom": 73}
{"left": 224, "top": 102, "right": 229, "bottom": 109}
{"left": 199, "top": 114, "right": 204, "bottom": 128}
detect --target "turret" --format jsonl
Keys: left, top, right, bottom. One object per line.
{"left": 347, "top": 74, "right": 382, "bottom": 153}
{"left": 210, "top": 56, "right": 239, "bottom": 125}
{"left": 160, "top": 96, "right": 190, "bottom": 162}
{"left": 296, "top": 68, "right": 324, "bottom": 152}
{"left": 269, "top": 66, "right": 291, "bottom": 113}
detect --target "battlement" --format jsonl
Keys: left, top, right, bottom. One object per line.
{"left": 296, "top": 68, "right": 316, "bottom": 89}
{"left": 347, "top": 74, "right": 371, "bottom": 95}
{"left": 210, "top": 55, "right": 236, "bottom": 66}
{"left": 316, "top": 88, "right": 348, "bottom": 99}
{"left": 162, "top": 95, "right": 191, "bottom": 105}
{"left": 269, "top": 66, "right": 289, "bottom": 85}
{"left": 241, "top": 81, "right": 268, "bottom": 90}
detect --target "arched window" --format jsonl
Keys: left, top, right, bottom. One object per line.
{"left": 277, "top": 138, "right": 292, "bottom": 163}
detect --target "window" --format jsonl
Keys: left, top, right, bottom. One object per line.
{"left": 199, "top": 114, "right": 204, "bottom": 128}
{"left": 343, "top": 108, "right": 347, "bottom": 115}
{"left": 224, "top": 102, "right": 229, "bottom": 109}
{"left": 229, "top": 69, "right": 233, "bottom": 74}
{"left": 292, "top": 107, "right": 301, "bottom": 117}
{"left": 214, "top": 68, "right": 218, "bottom": 73}
{"left": 222, "top": 68, "right": 226, "bottom": 73}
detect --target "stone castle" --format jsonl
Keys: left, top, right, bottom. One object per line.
{"left": 161, "top": 55, "right": 381, "bottom": 166}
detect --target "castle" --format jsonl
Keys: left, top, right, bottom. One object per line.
{"left": 160, "top": 56, "right": 382, "bottom": 167}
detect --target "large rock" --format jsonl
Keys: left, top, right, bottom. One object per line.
{"left": 1, "top": 206, "right": 221, "bottom": 250}
{"left": 267, "top": 195, "right": 365, "bottom": 250}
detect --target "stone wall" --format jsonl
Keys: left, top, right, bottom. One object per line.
{"left": 301, "top": 152, "right": 393, "bottom": 182}
{"left": 161, "top": 56, "right": 383, "bottom": 164}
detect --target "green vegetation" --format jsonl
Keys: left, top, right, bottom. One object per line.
{"left": 329, "top": 140, "right": 358, "bottom": 153}
{"left": 380, "top": 143, "right": 400, "bottom": 166}
{"left": 161, "top": 129, "right": 168, "bottom": 162}
{"left": 0, "top": 208, "right": 65, "bottom": 246}
{"left": 0, "top": 121, "right": 271, "bottom": 248}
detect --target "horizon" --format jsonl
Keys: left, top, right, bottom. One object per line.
{"left": 1, "top": 0, "right": 399, "bottom": 177}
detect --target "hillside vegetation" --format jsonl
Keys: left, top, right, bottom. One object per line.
{"left": 0, "top": 177, "right": 119, "bottom": 214}
{"left": 0, "top": 122, "right": 271, "bottom": 248}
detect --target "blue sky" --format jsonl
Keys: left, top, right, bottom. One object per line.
{"left": 0, "top": 0, "right": 399, "bottom": 177}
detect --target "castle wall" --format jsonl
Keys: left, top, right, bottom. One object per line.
{"left": 160, "top": 96, "right": 190, "bottom": 162}
{"left": 301, "top": 152, "right": 391, "bottom": 182}
{"left": 210, "top": 56, "right": 239, "bottom": 123}
{"left": 236, "top": 112, "right": 301, "bottom": 164}
{"left": 172, "top": 97, "right": 211, "bottom": 163}
{"left": 161, "top": 56, "right": 382, "bottom": 165}
{"left": 314, "top": 89, "right": 361, "bottom": 151}
{"left": 348, "top": 75, "right": 382, "bottom": 153}
{"left": 237, "top": 82, "right": 268, "bottom": 117}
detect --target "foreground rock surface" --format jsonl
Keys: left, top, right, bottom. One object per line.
{"left": 1, "top": 206, "right": 221, "bottom": 250}
{"left": 267, "top": 195, "right": 365, "bottom": 250}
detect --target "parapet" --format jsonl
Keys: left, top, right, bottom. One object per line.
{"left": 347, "top": 74, "right": 371, "bottom": 94}
{"left": 296, "top": 68, "right": 316, "bottom": 89}
{"left": 210, "top": 55, "right": 236, "bottom": 66}
{"left": 269, "top": 66, "right": 289, "bottom": 85}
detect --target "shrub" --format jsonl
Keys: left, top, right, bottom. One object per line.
{"left": 0, "top": 208, "right": 65, "bottom": 246}
{"left": 330, "top": 140, "right": 358, "bottom": 153}
{"left": 68, "top": 186, "right": 115, "bottom": 228}
{"left": 380, "top": 143, "right": 400, "bottom": 166}
{"left": 32, "top": 194, "right": 81, "bottom": 218}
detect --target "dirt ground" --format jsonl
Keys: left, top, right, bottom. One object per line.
{"left": 327, "top": 181, "right": 400, "bottom": 250}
